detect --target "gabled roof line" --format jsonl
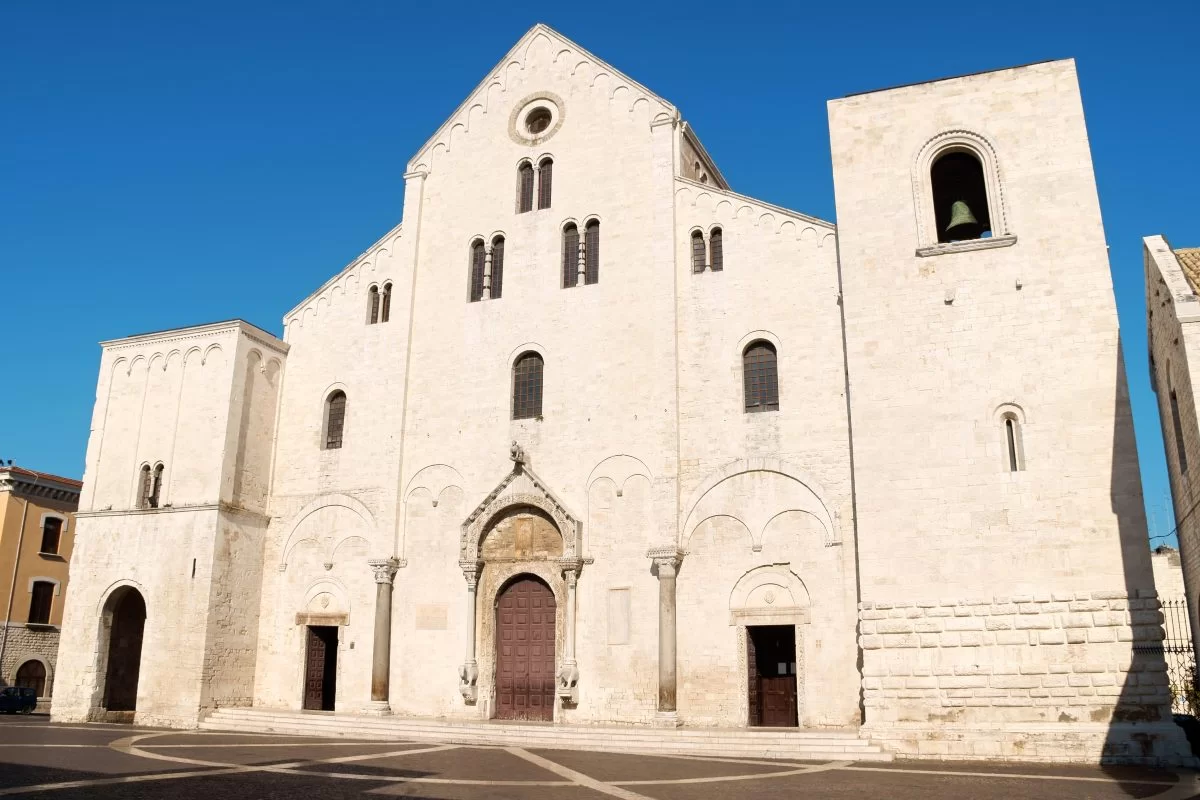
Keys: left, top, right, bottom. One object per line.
{"left": 406, "top": 22, "right": 677, "bottom": 172}
{"left": 675, "top": 176, "right": 835, "bottom": 230}
{"left": 283, "top": 221, "right": 403, "bottom": 323}
{"left": 681, "top": 123, "right": 730, "bottom": 191}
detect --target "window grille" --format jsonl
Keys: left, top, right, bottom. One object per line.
{"left": 691, "top": 231, "right": 706, "bottom": 273}
{"left": 469, "top": 240, "right": 486, "bottom": 302}
{"left": 584, "top": 220, "right": 600, "bottom": 285}
{"left": 517, "top": 162, "right": 534, "bottom": 213}
{"left": 512, "top": 353, "right": 544, "bottom": 420}
{"left": 710, "top": 228, "right": 723, "bottom": 271}
{"left": 537, "top": 158, "right": 553, "bottom": 210}
{"left": 325, "top": 391, "right": 346, "bottom": 449}
{"left": 491, "top": 237, "right": 505, "bottom": 299}
{"left": 40, "top": 518, "right": 62, "bottom": 555}
{"left": 28, "top": 582, "right": 53, "bottom": 625}
{"left": 562, "top": 224, "right": 579, "bottom": 288}
{"left": 743, "top": 342, "right": 779, "bottom": 412}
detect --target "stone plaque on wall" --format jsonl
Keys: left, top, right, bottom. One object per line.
{"left": 415, "top": 604, "right": 448, "bottom": 630}
{"left": 607, "top": 588, "right": 630, "bottom": 645}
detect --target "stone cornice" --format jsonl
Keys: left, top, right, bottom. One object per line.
{"left": 100, "top": 320, "right": 286, "bottom": 356}
{"left": 916, "top": 234, "right": 1017, "bottom": 258}
{"left": 76, "top": 502, "right": 269, "bottom": 521}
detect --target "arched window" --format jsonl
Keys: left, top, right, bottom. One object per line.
{"left": 491, "top": 236, "right": 505, "bottom": 300}
{"left": 584, "top": 220, "right": 600, "bottom": 285}
{"left": 743, "top": 341, "right": 779, "bottom": 413}
{"left": 380, "top": 282, "right": 392, "bottom": 323}
{"left": 325, "top": 391, "right": 346, "bottom": 450}
{"left": 710, "top": 227, "right": 724, "bottom": 272}
{"left": 1171, "top": 388, "right": 1188, "bottom": 474}
{"left": 512, "top": 352, "right": 544, "bottom": 420}
{"left": 28, "top": 581, "right": 53, "bottom": 625}
{"left": 537, "top": 157, "right": 553, "bottom": 210}
{"left": 562, "top": 223, "right": 579, "bottom": 288}
{"left": 517, "top": 162, "right": 534, "bottom": 214}
{"left": 1002, "top": 413, "right": 1025, "bottom": 472}
{"left": 931, "top": 150, "right": 992, "bottom": 243}
{"left": 367, "top": 285, "right": 380, "bottom": 324}
{"left": 150, "top": 464, "right": 163, "bottom": 508}
{"left": 138, "top": 464, "right": 152, "bottom": 508}
{"left": 469, "top": 239, "right": 486, "bottom": 303}
{"left": 40, "top": 517, "right": 62, "bottom": 555}
{"left": 691, "top": 231, "right": 706, "bottom": 273}
{"left": 14, "top": 660, "right": 46, "bottom": 697}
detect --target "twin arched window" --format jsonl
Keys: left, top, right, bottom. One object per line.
{"left": 512, "top": 352, "right": 544, "bottom": 420}
{"left": 368, "top": 284, "right": 392, "bottom": 324}
{"left": 468, "top": 236, "right": 506, "bottom": 302}
{"left": 742, "top": 341, "right": 779, "bottom": 412}
{"left": 138, "top": 463, "right": 164, "bottom": 509}
{"left": 562, "top": 220, "right": 600, "bottom": 288}
{"left": 518, "top": 158, "right": 553, "bottom": 213}
{"left": 691, "top": 228, "right": 724, "bottom": 273}
{"left": 324, "top": 391, "right": 346, "bottom": 450}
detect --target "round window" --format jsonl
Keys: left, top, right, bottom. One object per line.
{"left": 525, "top": 107, "right": 552, "bottom": 135}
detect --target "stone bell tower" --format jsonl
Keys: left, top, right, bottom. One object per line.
{"left": 829, "top": 60, "right": 1190, "bottom": 762}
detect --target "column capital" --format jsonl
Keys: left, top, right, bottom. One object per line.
{"left": 554, "top": 557, "right": 584, "bottom": 579}
{"left": 369, "top": 558, "right": 402, "bottom": 585}
{"left": 403, "top": 168, "right": 429, "bottom": 181}
{"left": 459, "top": 559, "right": 483, "bottom": 587}
{"left": 646, "top": 547, "right": 684, "bottom": 574}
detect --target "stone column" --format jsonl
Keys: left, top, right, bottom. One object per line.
{"left": 555, "top": 559, "right": 582, "bottom": 704}
{"left": 367, "top": 558, "right": 400, "bottom": 714}
{"left": 648, "top": 547, "right": 684, "bottom": 726}
{"left": 458, "top": 560, "right": 481, "bottom": 703}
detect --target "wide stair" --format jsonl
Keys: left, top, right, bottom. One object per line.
{"left": 200, "top": 708, "right": 892, "bottom": 761}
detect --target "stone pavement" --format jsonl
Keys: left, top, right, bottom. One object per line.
{"left": 0, "top": 717, "right": 1196, "bottom": 799}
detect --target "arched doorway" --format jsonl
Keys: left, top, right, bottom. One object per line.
{"left": 494, "top": 575, "right": 556, "bottom": 721}
{"left": 14, "top": 661, "right": 47, "bottom": 698}
{"left": 102, "top": 588, "right": 146, "bottom": 712}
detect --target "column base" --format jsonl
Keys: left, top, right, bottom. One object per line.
{"left": 652, "top": 711, "right": 682, "bottom": 728}
{"left": 363, "top": 700, "right": 392, "bottom": 716}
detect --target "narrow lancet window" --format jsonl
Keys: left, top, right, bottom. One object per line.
{"left": 743, "top": 341, "right": 779, "bottom": 412}
{"left": 325, "top": 391, "right": 346, "bottom": 450}
{"left": 1172, "top": 389, "right": 1189, "bottom": 474}
{"left": 150, "top": 463, "right": 164, "bottom": 508}
{"left": 710, "top": 228, "right": 724, "bottom": 271}
{"left": 368, "top": 285, "right": 380, "bottom": 324}
{"left": 584, "top": 220, "right": 600, "bottom": 285}
{"left": 562, "top": 224, "right": 579, "bottom": 288}
{"left": 517, "top": 162, "right": 534, "bottom": 214}
{"left": 491, "top": 236, "right": 505, "bottom": 300}
{"left": 469, "top": 239, "right": 486, "bottom": 302}
{"left": 512, "top": 352, "right": 544, "bottom": 420}
{"left": 691, "top": 231, "right": 706, "bottom": 273}
{"left": 380, "top": 283, "right": 392, "bottom": 323}
{"left": 537, "top": 158, "right": 553, "bottom": 210}
{"left": 138, "top": 465, "right": 152, "bottom": 508}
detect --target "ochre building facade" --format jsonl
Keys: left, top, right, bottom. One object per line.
{"left": 53, "top": 26, "right": 1186, "bottom": 762}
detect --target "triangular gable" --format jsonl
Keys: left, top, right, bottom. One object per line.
{"left": 461, "top": 452, "right": 581, "bottom": 562}
{"left": 407, "top": 23, "right": 677, "bottom": 174}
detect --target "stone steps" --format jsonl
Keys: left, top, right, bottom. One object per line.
{"left": 200, "top": 708, "right": 893, "bottom": 761}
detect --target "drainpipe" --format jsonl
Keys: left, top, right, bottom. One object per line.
{"left": 0, "top": 475, "right": 35, "bottom": 684}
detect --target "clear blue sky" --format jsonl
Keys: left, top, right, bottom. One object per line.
{"left": 2, "top": 1, "right": 1197, "bottom": 542}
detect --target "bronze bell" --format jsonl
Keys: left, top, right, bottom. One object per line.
{"left": 945, "top": 200, "right": 981, "bottom": 239}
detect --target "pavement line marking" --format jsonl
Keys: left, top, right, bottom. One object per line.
{"left": 0, "top": 744, "right": 105, "bottom": 748}
{"left": 840, "top": 765, "right": 1179, "bottom": 786}
{"left": 141, "top": 741, "right": 421, "bottom": 748}
{"left": 1149, "top": 774, "right": 1200, "bottom": 799}
{"left": 615, "top": 759, "right": 852, "bottom": 786}
{"left": 506, "top": 746, "right": 656, "bottom": 800}
{"left": 0, "top": 766, "right": 248, "bottom": 796}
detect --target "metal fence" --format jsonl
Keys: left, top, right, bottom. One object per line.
{"left": 1135, "top": 597, "right": 1197, "bottom": 715}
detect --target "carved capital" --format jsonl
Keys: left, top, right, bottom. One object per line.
{"left": 647, "top": 547, "right": 684, "bottom": 577}
{"left": 554, "top": 557, "right": 584, "bottom": 584}
{"left": 369, "top": 558, "right": 400, "bottom": 585}
{"left": 459, "top": 559, "right": 482, "bottom": 588}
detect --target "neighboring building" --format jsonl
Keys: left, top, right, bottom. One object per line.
{"left": 1146, "top": 237, "right": 1200, "bottom": 668}
{"left": 0, "top": 463, "right": 80, "bottom": 710}
{"left": 52, "top": 26, "right": 1189, "bottom": 762}
{"left": 1152, "top": 546, "right": 1186, "bottom": 603}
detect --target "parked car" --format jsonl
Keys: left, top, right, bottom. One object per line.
{"left": 0, "top": 687, "right": 36, "bottom": 714}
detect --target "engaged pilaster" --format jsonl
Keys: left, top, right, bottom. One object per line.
{"left": 458, "top": 560, "right": 482, "bottom": 703}
{"left": 555, "top": 558, "right": 583, "bottom": 704}
{"left": 367, "top": 557, "right": 401, "bottom": 714}
{"left": 647, "top": 547, "right": 684, "bottom": 727}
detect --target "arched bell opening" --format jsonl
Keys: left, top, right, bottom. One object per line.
{"left": 931, "top": 149, "right": 992, "bottom": 242}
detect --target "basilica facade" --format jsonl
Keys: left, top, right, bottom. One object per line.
{"left": 51, "top": 26, "right": 1189, "bottom": 762}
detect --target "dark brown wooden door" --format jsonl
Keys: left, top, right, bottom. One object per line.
{"left": 303, "top": 626, "right": 338, "bottom": 711}
{"left": 104, "top": 589, "right": 146, "bottom": 712}
{"left": 748, "top": 625, "right": 797, "bottom": 727}
{"left": 495, "top": 577, "right": 556, "bottom": 721}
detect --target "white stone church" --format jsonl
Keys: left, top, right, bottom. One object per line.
{"left": 52, "top": 25, "right": 1190, "bottom": 762}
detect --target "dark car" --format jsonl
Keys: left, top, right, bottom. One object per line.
{"left": 0, "top": 687, "right": 36, "bottom": 714}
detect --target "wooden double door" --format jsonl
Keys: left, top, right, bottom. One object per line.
{"left": 303, "top": 626, "right": 338, "bottom": 711}
{"left": 747, "top": 625, "right": 798, "bottom": 727}
{"left": 495, "top": 577, "right": 556, "bottom": 721}
{"left": 103, "top": 589, "right": 146, "bottom": 712}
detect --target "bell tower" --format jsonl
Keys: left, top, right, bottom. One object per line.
{"left": 829, "top": 60, "right": 1189, "bottom": 761}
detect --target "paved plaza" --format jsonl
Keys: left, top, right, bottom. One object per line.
{"left": 0, "top": 718, "right": 1196, "bottom": 799}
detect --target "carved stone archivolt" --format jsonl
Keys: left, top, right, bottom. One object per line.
{"left": 460, "top": 456, "right": 581, "bottom": 564}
